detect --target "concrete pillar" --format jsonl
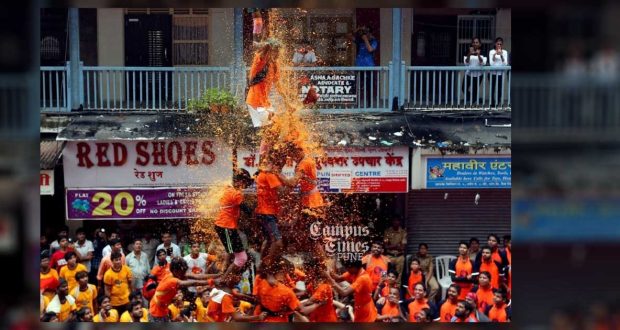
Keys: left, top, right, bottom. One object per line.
{"left": 392, "top": 8, "right": 402, "bottom": 108}
{"left": 69, "top": 8, "right": 81, "bottom": 109}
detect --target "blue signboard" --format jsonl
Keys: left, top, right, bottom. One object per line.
{"left": 426, "top": 157, "right": 511, "bottom": 188}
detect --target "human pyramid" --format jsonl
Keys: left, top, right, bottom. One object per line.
{"left": 40, "top": 9, "right": 510, "bottom": 323}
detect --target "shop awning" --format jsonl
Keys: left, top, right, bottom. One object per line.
{"left": 56, "top": 112, "right": 511, "bottom": 149}
{"left": 40, "top": 140, "right": 65, "bottom": 169}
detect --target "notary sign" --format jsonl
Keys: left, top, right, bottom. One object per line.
{"left": 239, "top": 146, "right": 409, "bottom": 193}
{"left": 299, "top": 72, "right": 357, "bottom": 104}
{"left": 426, "top": 157, "right": 511, "bottom": 189}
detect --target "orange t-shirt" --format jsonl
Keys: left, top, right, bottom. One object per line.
{"left": 361, "top": 254, "right": 390, "bottom": 290}
{"left": 308, "top": 283, "right": 337, "bottom": 322}
{"left": 255, "top": 281, "right": 300, "bottom": 322}
{"left": 60, "top": 263, "right": 88, "bottom": 293}
{"left": 380, "top": 301, "right": 400, "bottom": 318}
{"left": 406, "top": 271, "right": 423, "bottom": 299}
{"left": 455, "top": 256, "right": 474, "bottom": 299}
{"left": 488, "top": 304, "right": 509, "bottom": 322}
{"left": 207, "top": 294, "right": 236, "bottom": 322}
{"left": 149, "top": 277, "right": 180, "bottom": 318}
{"left": 255, "top": 172, "right": 282, "bottom": 215}
{"left": 151, "top": 263, "right": 172, "bottom": 282}
{"left": 475, "top": 285, "right": 495, "bottom": 313}
{"left": 350, "top": 271, "right": 377, "bottom": 322}
{"left": 439, "top": 299, "right": 458, "bottom": 322}
{"left": 295, "top": 158, "right": 324, "bottom": 208}
{"left": 40, "top": 269, "right": 60, "bottom": 299}
{"left": 479, "top": 260, "right": 501, "bottom": 289}
{"left": 215, "top": 186, "right": 244, "bottom": 229}
{"left": 408, "top": 299, "right": 430, "bottom": 322}
{"left": 246, "top": 53, "right": 279, "bottom": 108}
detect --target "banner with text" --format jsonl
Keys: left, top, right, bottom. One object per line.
{"left": 66, "top": 187, "right": 204, "bottom": 220}
{"left": 63, "top": 139, "right": 232, "bottom": 188}
{"left": 426, "top": 157, "right": 511, "bottom": 188}
{"left": 299, "top": 72, "right": 357, "bottom": 104}
{"left": 239, "top": 146, "right": 409, "bottom": 193}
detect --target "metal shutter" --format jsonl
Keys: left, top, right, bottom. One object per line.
{"left": 406, "top": 189, "right": 511, "bottom": 256}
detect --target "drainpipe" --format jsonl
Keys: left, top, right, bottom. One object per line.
{"left": 391, "top": 8, "right": 402, "bottom": 110}
{"left": 68, "top": 8, "right": 81, "bottom": 111}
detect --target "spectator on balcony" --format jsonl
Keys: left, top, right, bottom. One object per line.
{"left": 489, "top": 37, "right": 509, "bottom": 107}
{"left": 463, "top": 37, "right": 487, "bottom": 105}
{"left": 353, "top": 25, "right": 378, "bottom": 108}
{"left": 354, "top": 26, "right": 378, "bottom": 67}
{"left": 293, "top": 40, "right": 317, "bottom": 66}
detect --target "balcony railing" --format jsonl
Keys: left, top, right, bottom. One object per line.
{"left": 403, "top": 66, "right": 511, "bottom": 111}
{"left": 40, "top": 62, "right": 512, "bottom": 113}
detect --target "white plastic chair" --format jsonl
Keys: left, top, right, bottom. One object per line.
{"left": 435, "top": 255, "right": 456, "bottom": 300}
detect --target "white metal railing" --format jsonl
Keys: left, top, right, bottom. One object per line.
{"left": 513, "top": 74, "right": 620, "bottom": 137}
{"left": 403, "top": 66, "right": 511, "bottom": 110}
{"left": 82, "top": 66, "right": 233, "bottom": 111}
{"left": 41, "top": 65, "right": 70, "bottom": 112}
{"left": 41, "top": 63, "right": 513, "bottom": 113}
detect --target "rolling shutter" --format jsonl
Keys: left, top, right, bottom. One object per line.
{"left": 406, "top": 189, "right": 511, "bottom": 256}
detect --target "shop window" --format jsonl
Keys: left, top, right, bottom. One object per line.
{"left": 172, "top": 14, "right": 209, "bottom": 66}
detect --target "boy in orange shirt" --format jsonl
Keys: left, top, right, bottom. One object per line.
{"left": 103, "top": 251, "right": 133, "bottom": 315}
{"left": 299, "top": 258, "right": 338, "bottom": 322}
{"left": 246, "top": 39, "right": 284, "bottom": 128}
{"left": 485, "top": 288, "right": 511, "bottom": 322}
{"left": 277, "top": 145, "right": 327, "bottom": 259}
{"left": 327, "top": 259, "right": 378, "bottom": 322}
{"left": 438, "top": 284, "right": 461, "bottom": 322}
{"left": 149, "top": 257, "right": 219, "bottom": 322}
{"left": 376, "top": 287, "right": 406, "bottom": 322}
{"left": 207, "top": 275, "right": 267, "bottom": 322}
{"left": 255, "top": 155, "right": 288, "bottom": 260}
{"left": 361, "top": 242, "right": 392, "bottom": 291}
{"left": 214, "top": 169, "right": 254, "bottom": 278}
{"left": 449, "top": 241, "right": 474, "bottom": 299}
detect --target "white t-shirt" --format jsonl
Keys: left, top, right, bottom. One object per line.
{"left": 292, "top": 51, "right": 317, "bottom": 65}
{"left": 464, "top": 54, "right": 487, "bottom": 77}
{"left": 74, "top": 240, "right": 95, "bottom": 272}
{"left": 489, "top": 49, "right": 509, "bottom": 75}
{"left": 153, "top": 243, "right": 181, "bottom": 265}
{"left": 183, "top": 253, "right": 212, "bottom": 292}
{"left": 102, "top": 245, "right": 125, "bottom": 258}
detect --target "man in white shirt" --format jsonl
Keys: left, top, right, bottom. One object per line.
{"left": 101, "top": 231, "right": 123, "bottom": 258}
{"left": 183, "top": 242, "right": 216, "bottom": 293}
{"left": 153, "top": 231, "right": 181, "bottom": 265}
{"left": 73, "top": 228, "right": 94, "bottom": 272}
{"left": 49, "top": 226, "right": 69, "bottom": 255}
{"left": 125, "top": 239, "right": 150, "bottom": 291}
{"left": 141, "top": 232, "right": 159, "bottom": 268}
{"left": 463, "top": 37, "right": 487, "bottom": 105}
{"left": 489, "top": 37, "right": 509, "bottom": 107}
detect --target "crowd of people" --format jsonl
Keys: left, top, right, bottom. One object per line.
{"left": 40, "top": 213, "right": 511, "bottom": 323}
